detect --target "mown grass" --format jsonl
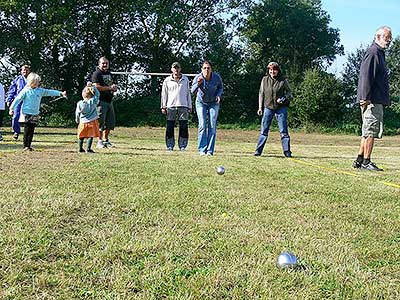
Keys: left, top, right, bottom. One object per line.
{"left": 0, "top": 127, "right": 399, "bottom": 299}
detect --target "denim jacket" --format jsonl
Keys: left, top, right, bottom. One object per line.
{"left": 191, "top": 72, "right": 223, "bottom": 103}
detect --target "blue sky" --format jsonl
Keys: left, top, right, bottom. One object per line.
{"left": 321, "top": 0, "right": 400, "bottom": 75}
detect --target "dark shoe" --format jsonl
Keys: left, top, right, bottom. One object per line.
{"left": 23, "top": 147, "right": 33, "bottom": 151}
{"left": 254, "top": 152, "right": 261, "bottom": 156}
{"left": 78, "top": 148, "right": 85, "bottom": 153}
{"left": 352, "top": 160, "right": 362, "bottom": 169}
{"left": 284, "top": 151, "right": 292, "bottom": 158}
{"left": 0, "top": 134, "right": 3, "bottom": 142}
{"left": 361, "top": 161, "right": 383, "bottom": 171}
{"left": 86, "top": 149, "right": 95, "bottom": 153}
{"left": 13, "top": 133, "right": 19, "bottom": 140}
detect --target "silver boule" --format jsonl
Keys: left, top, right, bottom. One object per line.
{"left": 216, "top": 166, "right": 225, "bottom": 175}
{"left": 276, "top": 251, "right": 297, "bottom": 268}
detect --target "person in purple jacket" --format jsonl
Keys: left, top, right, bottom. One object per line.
{"left": 191, "top": 60, "right": 223, "bottom": 156}
{"left": 7, "top": 65, "right": 30, "bottom": 140}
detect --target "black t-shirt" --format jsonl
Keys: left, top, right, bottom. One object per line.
{"left": 91, "top": 68, "right": 114, "bottom": 103}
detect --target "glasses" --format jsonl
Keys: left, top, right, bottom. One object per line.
{"left": 202, "top": 66, "right": 211, "bottom": 70}
{"left": 383, "top": 35, "right": 392, "bottom": 41}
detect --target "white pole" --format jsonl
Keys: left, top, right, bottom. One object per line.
{"left": 111, "top": 71, "right": 197, "bottom": 77}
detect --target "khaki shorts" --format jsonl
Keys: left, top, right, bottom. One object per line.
{"left": 97, "top": 101, "right": 115, "bottom": 131}
{"left": 167, "top": 107, "right": 189, "bottom": 121}
{"left": 361, "top": 103, "right": 383, "bottom": 138}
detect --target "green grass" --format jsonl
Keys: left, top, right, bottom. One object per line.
{"left": 0, "top": 127, "right": 399, "bottom": 299}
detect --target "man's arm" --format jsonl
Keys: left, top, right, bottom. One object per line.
{"left": 6, "top": 78, "right": 17, "bottom": 105}
{"left": 358, "top": 52, "right": 377, "bottom": 103}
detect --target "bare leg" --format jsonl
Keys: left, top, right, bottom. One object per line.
{"left": 358, "top": 137, "right": 365, "bottom": 156}
{"left": 104, "top": 129, "right": 110, "bottom": 141}
{"left": 363, "top": 136, "right": 374, "bottom": 159}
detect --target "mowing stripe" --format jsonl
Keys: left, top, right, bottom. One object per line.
{"left": 289, "top": 158, "right": 400, "bottom": 189}
{"left": 381, "top": 181, "right": 400, "bottom": 189}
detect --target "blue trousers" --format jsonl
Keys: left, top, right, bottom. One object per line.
{"left": 12, "top": 102, "right": 22, "bottom": 134}
{"left": 255, "top": 106, "right": 291, "bottom": 155}
{"left": 196, "top": 101, "right": 220, "bottom": 154}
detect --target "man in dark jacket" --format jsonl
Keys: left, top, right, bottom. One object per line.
{"left": 353, "top": 26, "right": 392, "bottom": 171}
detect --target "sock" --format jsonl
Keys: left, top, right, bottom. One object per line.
{"left": 363, "top": 158, "right": 370, "bottom": 165}
{"left": 356, "top": 154, "right": 363, "bottom": 163}
{"left": 87, "top": 137, "right": 93, "bottom": 150}
{"left": 78, "top": 138, "right": 84, "bottom": 151}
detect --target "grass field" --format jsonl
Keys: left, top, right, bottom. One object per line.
{"left": 0, "top": 127, "right": 399, "bottom": 299}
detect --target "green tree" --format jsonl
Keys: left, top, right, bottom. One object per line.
{"left": 241, "top": 0, "right": 343, "bottom": 84}
{"left": 292, "top": 68, "right": 344, "bottom": 127}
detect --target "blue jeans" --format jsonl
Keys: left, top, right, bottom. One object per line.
{"left": 196, "top": 101, "right": 220, "bottom": 154}
{"left": 12, "top": 102, "right": 22, "bottom": 134}
{"left": 255, "top": 106, "right": 290, "bottom": 155}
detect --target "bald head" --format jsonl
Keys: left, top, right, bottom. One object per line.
{"left": 98, "top": 57, "right": 110, "bottom": 72}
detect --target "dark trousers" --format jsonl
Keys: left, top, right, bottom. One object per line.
{"left": 23, "top": 123, "right": 36, "bottom": 148}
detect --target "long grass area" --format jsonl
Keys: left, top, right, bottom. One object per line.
{"left": 0, "top": 127, "right": 399, "bottom": 299}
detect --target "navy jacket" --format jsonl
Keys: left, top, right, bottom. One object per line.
{"left": 357, "top": 42, "right": 390, "bottom": 106}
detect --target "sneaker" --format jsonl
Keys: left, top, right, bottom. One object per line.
{"left": 352, "top": 160, "right": 362, "bottom": 169}
{"left": 86, "top": 149, "right": 95, "bottom": 154}
{"left": 0, "top": 134, "right": 3, "bottom": 142}
{"left": 254, "top": 152, "right": 261, "bottom": 156}
{"left": 96, "top": 141, "right": 105, "bottom": 149}
{"left": 207, "top": 152, "right": 213, "bottom": 156}
{"left": 200, "top": 152, "right": 206, "bottom": 156}
{"left": 361, "top": 161, "right": 383, "bottom": 171}
{"left": 23, "top": 147, "right": 33, "bottom": 152}
{"left": 78, "top": 148, "right": 85, "bottom": 153}
{"left": 167, "top": 147, "right": 173, "bottom": 151}
{"left": 180, "top": 147, "right": 186, "bottom": 151}
{"left": 103, "top": 140, "right": 113, "bottom": 148}
{"left": 13, "top": 133, "right": 19, "bottom": 140}
{"left": 284, "top": 151, "right": 292, "bottom": 158}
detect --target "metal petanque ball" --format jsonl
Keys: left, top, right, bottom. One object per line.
{"left": 216, "top": 166, "right": 225, "bottom": 175}
{"left": 276, "top": 251, "right": 297, "bottom": 269}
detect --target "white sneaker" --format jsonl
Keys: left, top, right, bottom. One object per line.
{"left": 200, "top": 152, "right": 206, "bottom": 156}
{"left": 96, "top": 141, "right": 105, "bottom": 149}
{"left": 104, "top": 140, "right": 114, "bottom": 148}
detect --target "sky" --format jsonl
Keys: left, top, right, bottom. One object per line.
{"left": 321, "top": 0, "right": 400, "bottom": 75}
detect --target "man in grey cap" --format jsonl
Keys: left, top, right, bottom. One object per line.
{"left": 161, "top": 62, "right": 192, "bottom": 151}
{"left": 353, "top": 26, "right": 392, "bottom": 171}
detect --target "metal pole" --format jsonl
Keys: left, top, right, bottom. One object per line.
{"left": 112, "top": 71, "right": 197, "bottom": 77}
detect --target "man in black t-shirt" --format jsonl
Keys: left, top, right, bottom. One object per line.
{"left": 91, "top": 56, "right": 118, "bottom": 148}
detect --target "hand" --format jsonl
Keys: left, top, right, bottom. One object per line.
{"left": 197, "top": 77, "right": 204, "bottom": 86}
{"left": 257, "top": 108, "right": 263, "bottom": 116}
{"left": 6, "top": 102, "right": 10, "bottom": 107}
{"left": 216, "top": 96, "right": 221, "bottom": 104}
{"left": 61, "top": 91, "right": 67, "bottom": 97}
{"left": 86, "top": 82, "right": 92, "bottom": 87}
{"left": 277, "top": 97, "right": 286, "bottom": 104}
{"left": 359, "top": 99, "right": 370, "bottom": 107}
{"left": 110, "top": 84, "right": 118, "bottom": 92}
{"left": 9, "top": 110, "right": 13, "bottom": 116}
{"left": 161, "top": 107, "right": 167, "bottom": 114}
{"left": 188, "top": 108, "right": 192, "bottom": 113}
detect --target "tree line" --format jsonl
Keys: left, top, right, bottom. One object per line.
{"left": 1, "top": 0, "right": 399, "bottom": 133}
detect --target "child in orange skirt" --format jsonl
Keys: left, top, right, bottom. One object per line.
{"left": 75, "top": 82, "right": 100, "bottom": 153}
